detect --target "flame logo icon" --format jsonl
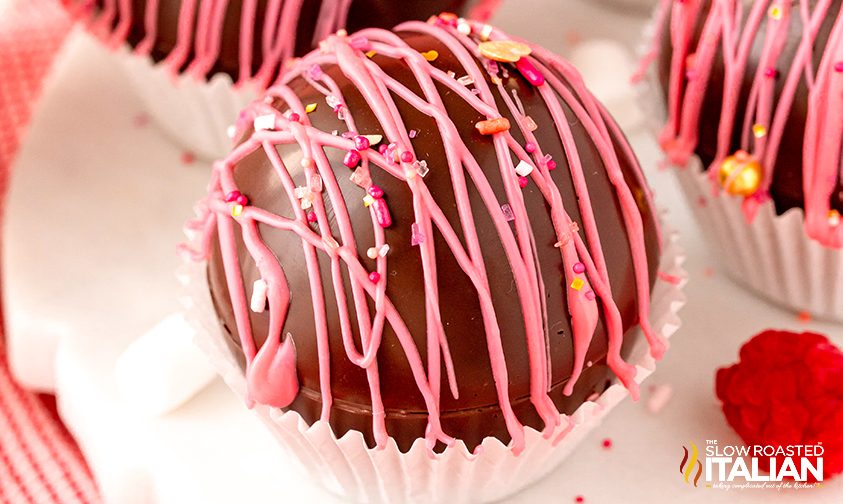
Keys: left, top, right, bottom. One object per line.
{"left": 679, "top": 442, "right": 703, "bottom": 487}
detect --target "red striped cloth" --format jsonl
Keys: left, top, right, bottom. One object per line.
{"left": 1, "top": 1, "right": 101, "bottom": 502}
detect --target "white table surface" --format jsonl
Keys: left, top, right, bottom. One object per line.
{"left": 5, "top": 1, "right": 843, "bottom": 502}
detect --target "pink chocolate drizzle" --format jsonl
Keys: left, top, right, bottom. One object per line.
{"left": 641, "top": 0, "right": 843, "bottom": 247}
{"left": 185, "top": 17, "right": 664, "bottom": 454}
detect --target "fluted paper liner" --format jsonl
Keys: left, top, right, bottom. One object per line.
{"left": 179, "top": 229, "right": 685, "bottom": 503}
{"left": 635, "top": 7, "right": 843, "bottom": 322}
{"left": 112, "top": 45, "right": 256, "bottom": 161}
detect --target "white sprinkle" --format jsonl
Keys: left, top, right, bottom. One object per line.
{"left": 226, "top": 125, "right": 236, "bottom": 139}
{"left": 250, "top": 279, "right": 268, "bottom": 313}
{"left": 326, "top": 95, "right": 341, "bottom": 108}
{"left": 363, "top": 134, "right": 383, "bottom": 144}
{"left": 378, "top": 244, "right": 390, "bottom": 257}
{"left": 457, "top": 75, "right": 475, "bottom": 86}
{"left": 409, "top": 129, "right": 418, "bottom": 139}
{"left": 515, "top": 160, "right": 534, "bottom": 177}
{"left": 253, "top": 114, "right": 276, "bottom": 131}
{"left": 415, "top": 160, "right": 429, "bottom": 177}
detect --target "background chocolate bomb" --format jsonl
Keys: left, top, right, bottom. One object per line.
{"left": 202, "top": 20, "right": 662, "bottom": 452}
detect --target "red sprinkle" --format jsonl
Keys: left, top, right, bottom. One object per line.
{"left": 354, "top": 135, "right": 371, "bottom": 150}
{"left": 288, "top": 112, "right": 301, "bottom": 123}
{"left": 181, "top": 151, "right": 196, "bottom": 165}
{"left": 307, "top": 212, "right": 318, "bottom": 223}
{"left": 547, "top": 159, "right": 557, "bottom": 171}
{"left": 574, "top": 497, "right": 585, "bottom": 504}
{"left": 367, "top": 185, "right": 384, "bottom": 199}
{"left": 834, "top": 61, "right": 843, "bottom": 73}
{"left": 601, "top": 438, "right": 613, "bottom": 449}
{"left": 224, "top": 190, "right": 242, "bottom": 203}
{"left": 798, "top": 311, "right": 812, "bottom": 323}
{"left": 518, "top": 176, "right": 529, "bottom": 188}
{"left": 400, "top": 151, "right": 415, "bottom": 163}
{"left": 368, "top": 271, "right": 381, "bottom": 283}
{"left": 235, "top": 194, "right": 249, "bottom": 206}
{"left": 343, "top": 149, "right": 362, "bottom": 168}
{"left": 764, "top": 67, "right": 779, "bottom": 78}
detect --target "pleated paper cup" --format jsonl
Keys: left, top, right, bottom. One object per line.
{"left": 635, "top": 6, "right": 843, "bottom": 322}
{"left": 179, "top": 227, "right": 686, "bottom": 503}
{"left": 114, "top": 45, "right": 257, "bottom": 161}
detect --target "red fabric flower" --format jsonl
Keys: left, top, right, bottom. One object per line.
{"left": 715, "top": 330, "right": 843, "bottom": 481}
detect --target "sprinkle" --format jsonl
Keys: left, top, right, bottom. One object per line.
{"left": 515, "top": 160, "right": 534, "bottom": 177}
{"left": 571, "top": 278, "right": 584, "bottom": 291}
{"left": 224, "top": 190, "right": 241, "bottom": 203}
{"left": 350, "top": 136, "right": 369, "bottom": 151}
{"left": 574, "top": 496, "right": 585, "bottom": 503}
{"left": 307, "top": 212, "right": 317, "bottom": 223}
{"left": 235, "top": 194, "right": 249, "bottom": 206}
{"left": 829, "top": 209, "right": 841, "bottom": 226}
{"left": 547, "top": 159, "right": 557, "bottom": 171}
{"left": 769, "top": 4, "right": 782, "bottom": 20}
{"left": 764, "top": 67, "right": 779, "bottom": 78}
{"left": 335, "top": 105, "right": 347, "bottom": 121}
{"left": 515, "top": 57, "right": 545, "bottom": 86}
{"left": 307, "top": 64, "right": 323, "bottom": 80}
{"left": 573, "top": 262, "right": 585, "bottom": 274}
{"left": 797, "top": 311, "right": 812, "bottom": 323}
{"left": 421, "top": 50, "right": 439, "bottom": 62}
{"left": 478, "top": 40, "right": 531, "bottom": 63}
{"left": 658, "top": 271, "right": 682, "bottom": 285}
{"left": 365, "top": 50, "right": 377, "bottom": 58}
{"left": 367, "top": 185, "right": 384, "bottom": 199}
{"left": 288, "top": 112, "right": 300, "bottom": 123}
{"left": 525, "top": 142, "right": 537, "bottom": 154}
{"left": 646, "top": 384, "right": 673, "bottom": 414}
{"left": 479, "top": 24, "right": 493, "bottom": 41}
{"left": 294, "top": 186, "right": 310, "bottom": 199}
{"left": 457, "top": 19, "right": 471, "bottom": 35}
{"left": 501, "top": 204, "right": 515, "bottom": 221}
{"left": 372, "top": 198, "right": 392, "bottom": 227}
{"left": 378, "top": 244, "right": 390, "bottom": 257}
{"left": 601, "top": 438, "right": 613, "bottom": 449}
{"left": 363, "top": 134, "right": 383, "bottom": 146}
{"left": 226, "top": 125, "right": 236, "bottom": 139}
{"left": 344, "top": 149, "right": 362, "bottom": 168}
{"left": 518, "top": 176, "right": 529, "bottom": 188}
{"left": 349, "top": 35, "right": 369, "bottom": 50}
{"left": 309, "top": 174, "right": 323, "bottom": 193}
{"left": 368, "top": 271, "right": 381, "bottom": 283}
{"left": 367, "top": 247, "right": 379, "bottom": 259}
{"left": 305, "top": 103, "right": 318, "bottom": 113}
{"left": 523, "top": 115, "right": 538, "bottom": 132}
{"left": 457, "top": 75, "right": 475, "bottom": 86}
{"left": 253, "top": 114, "right": 276, "bottom": 131}
{"left": 415, "top": 160, "right": 429, "bottom": 177}
{"left": 400, "top": 151, "right": 415, "bottom": 163}
{"left": 250, "top": 280, "right": 268, "bottom": 313}
{"left": 411, "top": 222, "right": 425, "bottom": 246}
{"left": 231, "top": 204, "right": 244, "bottom": 217}
{"left": 835, "top": 61, "right": 843, "bottom": 73}
{"left": 326, "top": 95, "right": 341, "bottom": 108}
{"left": 476, "top": 117, "right": 511, "bottom": 135}
{"left": 752, "top": 124, "right": 767, "bottom": 138}
{"left": 363, "top": 194, "right": 375, "bottom": 207}
{"left": 300, "top": 197, "right": 313, "bottom": 210}
{"left": 447, "top": 70, "right": 456, "bottom": 79}
{"left": 409, "top": 129, "right": 418, "bottom": 139}
{"left": 350, "top": 168, "right": 371, "bottom": 188}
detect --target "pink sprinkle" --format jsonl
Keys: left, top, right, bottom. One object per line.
{"left": 224, "top": 191, "right": 241, "bottom": 203}
{"left": 547, "top": 159, "right": 557, "bottom": 171}
{"left": 646, "top": 384, "right": 673, "bottom": 414}
{"left": 181, "top": 151, "right": 196, "bottom": 165}
{"left": 409, "top": 129, "right": 418, "bottom": 139}
{"left": 307, "top": 212, "right": 318, "bottom": 223}
{"left": 764, "top": 67, "right": 779, "bottom": 78}
{"left": 343, "top": 149, "right": 362, "bottom": 168}
{"left": 235, "top": 194, "right": 249, "bottom": 206}
{"left": 354, "top": 135, "right": 370, "bottom": 150}
{"left": 133, "top": 112, "right": 150, "bottom": 127}
{"left": 349, "top": 35, "right": 369, "bottom": 50}
{"left": 368, "top": 271, "right": 381, "bottom": 283}
{"left": 367, "top": 185, "right": 384, "bottom": 199}
{"left": 307, "top": 65, "right": 323, "bottom": 80}
{"left": 573, "top": 262, "right": 585, "bottom": 274}
{"left": 400, "top": 151, "right": 414, "bottom": 163}
{"left": 515, "top": 57, "right": 545, "bottom": 86}
{"left": 288, "top": 112, "right": 300, "bottom": 123}
{"left": 372, "top": 198, "right": 392, "bottom": 228}
{"left": 525, "top": 142, "right": 537, "bottom": 153}
{"left": 518, "top": 176, "right": 529, "bottom": 188}
{"left": 410, "top": 222, "right": 425, "bottom": 246}
{"left": 601, "top": 438, "right": 612, "bottom": 449}
{"left": 834, "top": 61, "right": 843, "bottom": 72}
{"left": 574, "top": 496, "right": 585, "bottom": 504}
{"left": 378, "top": 144, "right": 388, "bottom": 155}
{"left": 657, "top": 271, "right": 682, "bottom": 285}
{"left": 501, "top": 204, "right": 515, "bottom": 222}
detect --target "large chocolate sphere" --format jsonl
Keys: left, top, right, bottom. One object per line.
{"left": 199, "top": 17, "right": 663, "bottom": 453}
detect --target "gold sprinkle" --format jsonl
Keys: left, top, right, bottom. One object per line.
{"left": 305, "top": 103, "right": 318, "bottom": 113}
{"left": 571, "top": 278, "right": 585, "bottom": 291}
{"left": 769, "top": 4, "right": 782, "bottom": 20}
{"left": 232, "top": 204, "right": 244, "bottom": 217}
{"left": 363, "top": 195, "right": 375, "bottom": 207}
{"left": 421, "top": 50, "right": 439, "bottom": 62}
{"left": 752, "top": 124, "right": 767, "bottom": 138}
{"left": 365, "top": 50, "right": 377, "bottom": 58}
{"left": 830, "top": 210, "right": 841, "bottom": 226}
{"left": 478, "top": 40, "right": 532, "bottom": 63}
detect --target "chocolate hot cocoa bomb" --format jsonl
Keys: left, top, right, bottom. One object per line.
{"left": 63, "top": 0, "right": 475, "bottom": 83}
{"left": 193, "top": 15, "right": 665, "bottom": 453}
{"left": 655, "top": 0, "right": 843, "bottom": 245}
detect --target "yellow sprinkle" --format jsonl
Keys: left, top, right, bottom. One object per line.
{"left": 421, "top": 50, "right": 439, "bottom": 62}
{"left": 365, "top": 50, "right": 377, "bottom": 58}
{"left": 363, "top": 194, "right": 375, "bottom": 207}
{"left": 752, "top": 124, "right": 767, "bottom": 138}
{"left": 830, "top": 210, "right": 841, "bottom": 226}
{"left": 305, "top": 103, "right": 318, "bottom": 113}
{"left": 478, "top": 40, "right": 532, "bottom": 63}
{"left": 571, "top": 278, "right": 584, "bottom": 291}
{"left": 232, "top": 204, "right": 244, "bottom": 217}
{"left": 769, "top": 5, "right": 782, "bottom": 20}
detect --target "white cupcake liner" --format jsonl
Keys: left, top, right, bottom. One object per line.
{"left": 114, "top": 45, "right": 257, "bottom": 160}
{"left": 634, "top": 5, "right": 843, "bottom": 322}
{"left": 177, "top": 222, "right": 685, "bottom": 503}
